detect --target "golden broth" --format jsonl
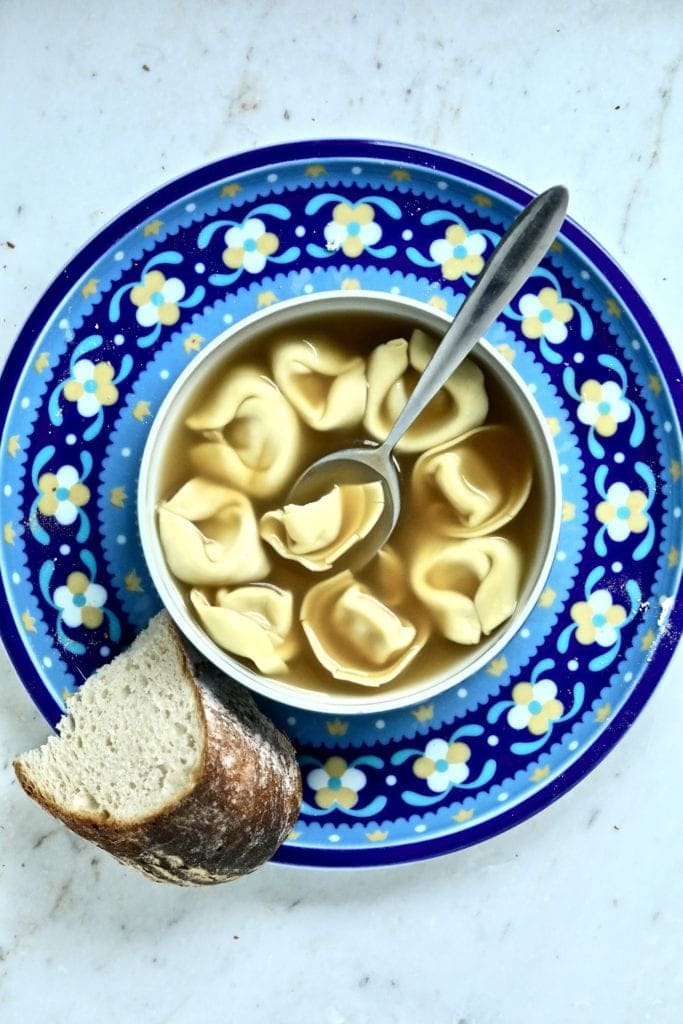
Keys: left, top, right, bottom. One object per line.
{"left": 156, "top": 309, "right": 544, "bottom": 699}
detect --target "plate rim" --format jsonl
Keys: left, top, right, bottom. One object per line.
{"left": 2, "top": 137, "right": 682, "bottom": 868}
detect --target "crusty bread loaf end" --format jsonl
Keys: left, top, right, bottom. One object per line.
{"left": 14, "top": 612, "right": 302, "bottom": 884}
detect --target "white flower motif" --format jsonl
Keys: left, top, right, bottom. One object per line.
{"left": 429, "top": 224, "right": 486, "bottom": 280}
{"left": 54, "top": 571, "right": 107, "bottom": 629}
{"left": 576, "top": 380, "right": 630, "bottom": 437}
{"left": 518, "top": 287, "right": 573, "bottom": 344}
{"left": 323, "top": 202, "right": 382, "bottom": 257}
{"left": 413, "top": 737, "right": 471, "bottom": 793}
{"left": 130, "top": 270, "right": 186, "bottom": 328}
{"left": 571, "top": 589, "right": 627, "bottom": 648}
{"left": 507, "top": 679, "right": 564, "bottom": 735}
{"left": 62, "top": 359, "right": 119, "bottom": 417}
{"left": 222, "top": 218, "right": 279, "bottom": 273}
{"left": 596, "top": 482, "right": 648, "bottom": 541}
{"left": 37, "top": 465, "right": 90, "bottom": 525}
{"left": 307, "top": 756, "right": 367, "bottom": 809}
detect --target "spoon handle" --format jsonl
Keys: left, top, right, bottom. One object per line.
{"left": 379, "top": 184, "right": 569, "bottom": 455}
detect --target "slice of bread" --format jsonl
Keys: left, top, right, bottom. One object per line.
{"left": 14, "top": 612, "right": 302, "bottom": 885}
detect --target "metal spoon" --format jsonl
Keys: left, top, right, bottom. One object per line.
{"left": 287, "top": 184, "right": 569, "bottom": 570}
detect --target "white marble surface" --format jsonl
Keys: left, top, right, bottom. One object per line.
{"left": 1, "top": 2, "right": 682, "bottom": 1021}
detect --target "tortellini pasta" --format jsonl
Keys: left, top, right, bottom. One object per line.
{"left": 158, "top": 477, "right": 270, "bottom": 586}
{"left": 411, "top": 424, "right": 533, "bottom": 537}
{"left": 271, "top": 333, "right": 367, "bottom": 430}
{"left": 156, "top": 316, "right": 538, "bottom": 693}
{"left": 186, "top": 365, "right": 303, "bottom": 498}
{"left": 301, "top": 569, "right": 429, "bottom": 686}
{"left": 189, "top": 585, "right": 299, "bottom": 674}
{"left": 364, "top": 544, "right": 410, "bottom": 608}
{"left": 410, "top": 536, "right": 523, "bottom": 645}
{"left": 259, "top": 482, "right": 385, "bottom": 572}
{"left": 363, "top": 328, "right": 489, "bottom": 453}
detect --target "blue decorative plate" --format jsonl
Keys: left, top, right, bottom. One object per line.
{"left": 2, "top": 140, "right": 681, "bottom": 869}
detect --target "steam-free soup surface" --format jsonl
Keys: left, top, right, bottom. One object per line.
{"left": 156, "top": 309, "right": 542, "bottom": 698}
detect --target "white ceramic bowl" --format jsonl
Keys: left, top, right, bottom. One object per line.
{"left": 138, "top": 290, "right": 561, "bottom": 714}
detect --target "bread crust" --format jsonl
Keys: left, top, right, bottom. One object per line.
{"left": 14, "top": 615, "right": 302, "bottom": 885}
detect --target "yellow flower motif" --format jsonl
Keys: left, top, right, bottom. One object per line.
{"left": 326, "top": 719, "right": 349, "bottom": 736}
{"left": 596, "top": 483, "right": 648, "bottom": 541}
{"left": 486, "top": 657, "right": 507, "bottom": 677}
{"left": 222, "top": 218, "right": 279, "bottom": 272}
{"left": 124, "top": 569, "right": 144, "bottom": 593}
{"left": 508, "top": 680, "right": 564, "bottom": 736}
{"left": 562, "top": 501, "right": 575, "bottom": 522}
{"left": 54, "top": 571, "right": 107, "bottom": 629}
{"left": 183, "top": 332, "right": 205, "bottom": 354}
{"left": 411, "top": 704, "right": 434, "bottom": 723}
{"left": 576, "top": 379, "right": 630, "bottom": 437}
{"left": 429, "top": 223, "right": 486, "bottom": 280}
{"left": 453, "top": 808, "right": 474, "bottom": 822}
{"left": 519, "top": 286, "right": 573, "bottom": 343}
{"left": 324, "top": 202, "right": 381, "bottom": 258}
{"left": 63, "top": 360, "right": 118, "bottom": 417}
{"left": 37, "top": 467, "right": 90, "bottom": 525}
{"left": 413, "top": 739, "right": 471, "bottom": 793}
{"left": 21, "top": 610, "right": 36, "bottom": 632}
{"left": 110, "top": 486, "right": 127, "bottom": 508}
{"left": 571, "top": 590, "right": 626, "bottom": 647}
{"left": 142, "top": 219, "right": 164, "bottom": 237}
{"left": 132, "top": 400, "right": 152, "bottom": 422}
{"left": 307, "top": 756, "right": 367, "bottom": 810}
{"left": 595, "top": 703, "right": 612, "bottom": 723}
{"left": 130, "top": 269, "right": 184, "bottom": 327}
{"left": 81, "top": 278, "right": 98, "bottom": 298}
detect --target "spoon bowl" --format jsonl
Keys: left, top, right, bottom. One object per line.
{"left": 285, "top": 185, "right": 569, "bottom": 570}
{"left": 285, "top": 442, "right": 402, "bottom": 572}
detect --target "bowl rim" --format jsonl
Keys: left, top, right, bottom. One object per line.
{"left": 137, "top": 288, "right": 563, "bottom": 714}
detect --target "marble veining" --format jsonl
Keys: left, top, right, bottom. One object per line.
{"left": 618, "top": 52, "right": 682, "bottom": 247}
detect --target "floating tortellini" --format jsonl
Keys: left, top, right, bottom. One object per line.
{"left": 301, "top": 568, "right": 430, "bottom": 686}
{"left": 411, "top": 424, "right": 534, "bottom": 537}
{"left": 410, "top": 535, "right": 523, "bottom": 645}
{"left": 190, "top": 585, "right": 299, "bottom": 674}
{"left": 158, "top": 477, "right": 270, "bottom": 586}
{"left": 259, "top": 482, "right": 384, "bottom": 572}
{"left": 364, "top": 544, "right": 410, "bottom": 608}
{"left": 155, "top": 314, "right": 543, "bottom": 695}
{"left": 186, "top": 365, "right": 303, "bottom": 499}
{"left": 363, "top": 328, "right": 488, "bottom": 453}
{"left": 271, "top": 333, "right": 367, "bottom": 430}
